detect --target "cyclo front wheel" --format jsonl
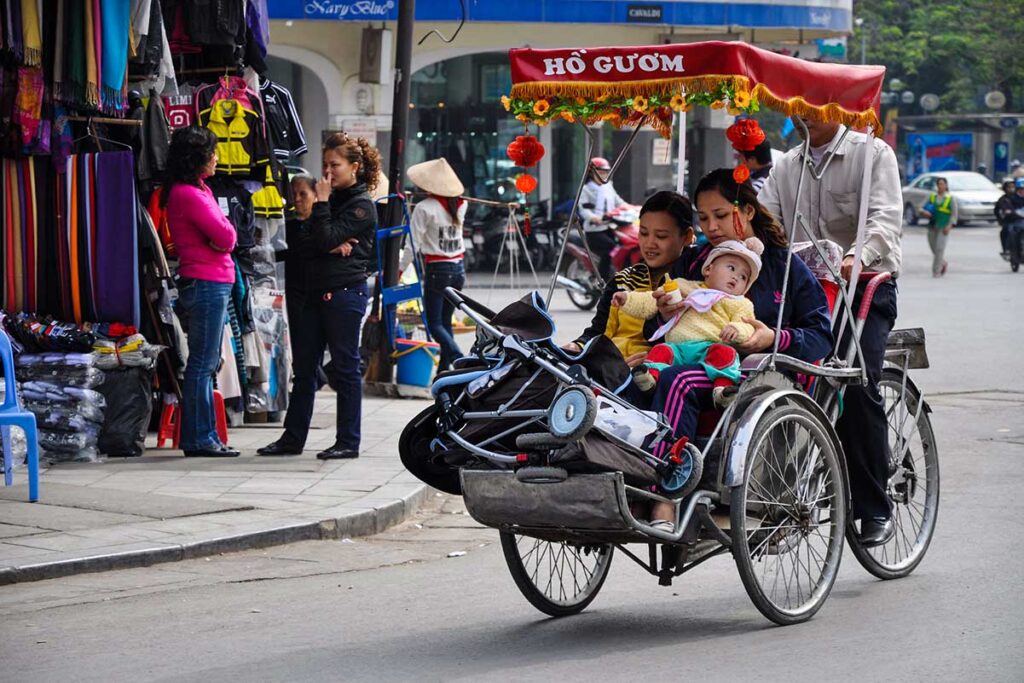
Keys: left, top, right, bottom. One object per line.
{"left": 500, "top": 532, "right": 613, "bottom": 617}
{"left": 847, "top": 369, "right": 939, "bottom": 579}
{"left": 731, "top": 404, "right": 847, "bottom": 626}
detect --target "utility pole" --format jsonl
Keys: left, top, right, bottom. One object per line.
{"left": 854, "top": 17, "right": 866, "bottom": 65}
{"left": 373, "top": 0, "right": 416, "bottom": 382}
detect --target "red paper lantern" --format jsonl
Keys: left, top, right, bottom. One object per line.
{"left": 726, "top": 119, "right": 766, "bottom": 152}
{"left": 506, "top": 135, "right": 545, "bottom": 168}
{"left": 733, "top": 163, "right": 751, "bottom": 184}
{"left": 515, "top": 173, "right": 538, "bottom": 193}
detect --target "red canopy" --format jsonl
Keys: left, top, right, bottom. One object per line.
{"left": 509, "top": 42, "right": 885, "bottom": 135}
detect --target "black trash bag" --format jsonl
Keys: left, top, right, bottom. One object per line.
{"left": 97, "top": 366, "right": 155, "bottom": 457}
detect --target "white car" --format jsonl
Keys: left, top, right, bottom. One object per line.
{"left": 902, "top": 171, "right": 1001, "bottom": 225}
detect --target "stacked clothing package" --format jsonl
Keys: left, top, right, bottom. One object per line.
{"left": 16, "top": 353, "right": 107, "bottom": 463}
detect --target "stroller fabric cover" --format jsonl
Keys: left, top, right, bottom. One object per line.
{"left": 400, "top": 292, "right": 643, "bottom": 494}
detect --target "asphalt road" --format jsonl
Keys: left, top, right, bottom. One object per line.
{"left": 1, "top": 225, "right": 1022, "bottom": 682}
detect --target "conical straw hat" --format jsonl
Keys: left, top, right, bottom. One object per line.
{"left": 406, "top": 158, "right": 464, "bottom": 197}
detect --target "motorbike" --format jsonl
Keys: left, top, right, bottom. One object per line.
{"left": 1006, "top": 210, "right": 1024, "bottom": 273}
{"left": 556, "top": 204, "right": 642, "bottom": 310}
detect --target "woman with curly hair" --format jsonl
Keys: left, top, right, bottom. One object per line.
{"left": 259, "top": 133, "right": 382, "bottom": 460}
{"left": 164, "top": 126, "right": 239, "bottom": 458}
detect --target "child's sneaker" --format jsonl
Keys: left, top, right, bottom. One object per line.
{"left": 631, "top": 365, "right": 656, "bottom": 393}
{"left": 649, "top": 519, "right": 675, "bottom": 533}
{"left": 713, "top": 385, "right": 738, "bottom": 408}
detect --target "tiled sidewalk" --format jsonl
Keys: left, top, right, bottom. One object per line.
{"left": 0, "top": 392, "right": 432, "bottom": 584}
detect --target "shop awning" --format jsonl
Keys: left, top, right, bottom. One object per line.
{"left": 506, "top": 41, "right": 884, "bottom": 137}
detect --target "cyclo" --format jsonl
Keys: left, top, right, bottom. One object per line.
{"left": 399, "top": 42, "right": 939, "bottom": 626}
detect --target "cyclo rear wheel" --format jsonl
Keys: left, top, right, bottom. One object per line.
{"left": 731, "top": 404, "right": 847, "bottom": 625}
{"left": 847, "top": 369, "right": 939, "bottom": 579}
{"left": 500, "top": 532, "right": 613, "bottom": 617}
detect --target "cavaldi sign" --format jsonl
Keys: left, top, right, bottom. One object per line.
{"left": 304, "top": 1, "right": 395, "bottom": 18}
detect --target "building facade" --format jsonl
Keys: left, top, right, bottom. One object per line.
{"left": 265, "top": 0, "right": 853, "bottom": 206}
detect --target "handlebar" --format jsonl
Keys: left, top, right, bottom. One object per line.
{"left": 856, "top": 272, "right": 892, "bottom": 322}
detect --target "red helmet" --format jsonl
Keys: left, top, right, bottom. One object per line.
{"left": 590, "top": 157, "right": 611, "bottom": 171}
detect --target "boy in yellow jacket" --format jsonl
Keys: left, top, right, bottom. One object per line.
{"left": 613, "top": 237, "right": 763, "bottom": 405}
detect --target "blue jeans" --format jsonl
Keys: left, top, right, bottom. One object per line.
{"left": 423, "top": 261, "right": 466, "bottom": 372}
{"left": 283, "top": 283, "right": 368, "bottom": 450}
{"left": 177, "top": 278, "right": 232, "bottom": 451}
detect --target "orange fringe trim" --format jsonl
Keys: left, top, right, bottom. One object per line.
{"left": 511, "top": 74, "right": 882, "bottom": 136}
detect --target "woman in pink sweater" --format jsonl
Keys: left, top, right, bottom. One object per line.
{"left": 164, "top": 127, "right": 239, "bottom": 458}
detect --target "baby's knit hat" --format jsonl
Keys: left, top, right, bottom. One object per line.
{"left": 703, "top": 237, "right": 765, "bottom": 292}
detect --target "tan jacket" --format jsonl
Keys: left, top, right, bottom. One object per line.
{"left": 758, "top": 126, "right": 903, "bottom": 276}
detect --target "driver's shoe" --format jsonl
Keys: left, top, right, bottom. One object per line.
{"left": 858, "top": 516, "right": 895, "bottom": 547}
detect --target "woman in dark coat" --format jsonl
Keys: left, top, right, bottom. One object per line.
{"left": 258, "top": 134, "right": 382, "bottom": 460}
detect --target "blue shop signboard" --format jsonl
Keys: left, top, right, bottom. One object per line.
{"left": 268, "top": 1, "right": 851, "bottom": 30}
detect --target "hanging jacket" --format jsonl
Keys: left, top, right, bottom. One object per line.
{"left": 197, "top": 97, "right": 271, "bottom": 179}
{"left": 259, "top": 79, "right": 306, "bottom": 159}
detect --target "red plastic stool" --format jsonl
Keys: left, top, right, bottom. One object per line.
{"left": 156, "top": 400, "right": 179, "bottom": 448}
{"left": 156, "top": 392, "right": 229, "bottom": 449}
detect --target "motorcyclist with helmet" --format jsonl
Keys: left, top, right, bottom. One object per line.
{"left": 995, "top": 179, "right": 1019, "bottom": 258}
{"left": 579, "top": 157, "right": 634, "bottom": 281}
{"left": 1001, "top": 178, "right": 1024, "bottom": 268}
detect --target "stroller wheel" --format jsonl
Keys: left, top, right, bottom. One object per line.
{"left": 548, "top": 386, "right": 597, "bottom": 441}
{"left": 660, "top": 443, "right": 703, "bottom": 499}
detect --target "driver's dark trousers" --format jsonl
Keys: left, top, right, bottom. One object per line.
{"left": 835, "top": 279, "right": 898, "bottom": 521}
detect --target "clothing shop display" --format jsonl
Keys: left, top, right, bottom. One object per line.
{"left": 2, "top": 0, "right": 305, "bottom": 457}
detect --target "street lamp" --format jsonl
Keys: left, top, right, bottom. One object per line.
{"left": 854, "top": 17, "right": 865, "bottom": 65}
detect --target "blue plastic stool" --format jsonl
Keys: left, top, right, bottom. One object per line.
{"left": 0, "top": 331, "right": 39, "bottom": 502}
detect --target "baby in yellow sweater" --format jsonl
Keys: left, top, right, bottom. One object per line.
{"left": 611, "top": 237, "right": 764, "bottom": 404}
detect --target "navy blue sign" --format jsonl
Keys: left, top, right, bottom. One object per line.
{"left": 267, "top": 1, "right": 851, "bottom": 31}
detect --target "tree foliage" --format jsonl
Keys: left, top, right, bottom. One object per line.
{"left": 853, "top": 0, "right": 1024, "bottom": 113}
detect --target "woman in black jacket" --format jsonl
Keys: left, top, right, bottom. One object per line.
{"left": 259, "top": 133, "right": 381, "bottom": 459}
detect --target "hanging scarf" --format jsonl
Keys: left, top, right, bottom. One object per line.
{"left": 83, "top": 0, "right": 100, "bottom": 107}
{"left": 5, "top": 0, "right": 22, "bottom": 64}
{"left": 63, "top": 1, "right": 86, "bottom": 106}
{"left": 14, "top": 67, "right": 43, "bottom": 149}
{"left": 52, "top": 2, "right": 67, "bottom": 101}
{"left": 95, "top": 151, "right": 140, "bottom": 326}
{"left": 101, "top": 0, "right": 131, "bottom": 112}
{"left": 20, "top": 0, "right": 41, "bottom": 66}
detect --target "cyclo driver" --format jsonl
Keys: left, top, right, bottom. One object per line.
{"left": 758, "top": 118, "right": 904, "bottom": 548}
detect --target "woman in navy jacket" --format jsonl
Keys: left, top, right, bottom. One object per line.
{"left": 648, "top": 169, "right": 833, "bottom": 451}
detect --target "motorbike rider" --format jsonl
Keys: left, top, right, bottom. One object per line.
{"left": 995, "top": 179, "right": 1017, "bottom": 257}
{"left": 1004, "top": 179, "right": 1024, "bottom": 259}
{"left": 579, "top": 157, "right": 631, "bottom": 281}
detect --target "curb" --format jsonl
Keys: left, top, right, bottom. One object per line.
{"left": 0, "top": 484, "right": 430, "bottom": 586}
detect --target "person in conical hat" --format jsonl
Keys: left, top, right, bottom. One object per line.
{"left": 404, "top": 158, "right": 468, "bottom": 374}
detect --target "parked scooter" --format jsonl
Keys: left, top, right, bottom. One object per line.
{"left": 556, "top": 204, "right": 641, "bottom": 310}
